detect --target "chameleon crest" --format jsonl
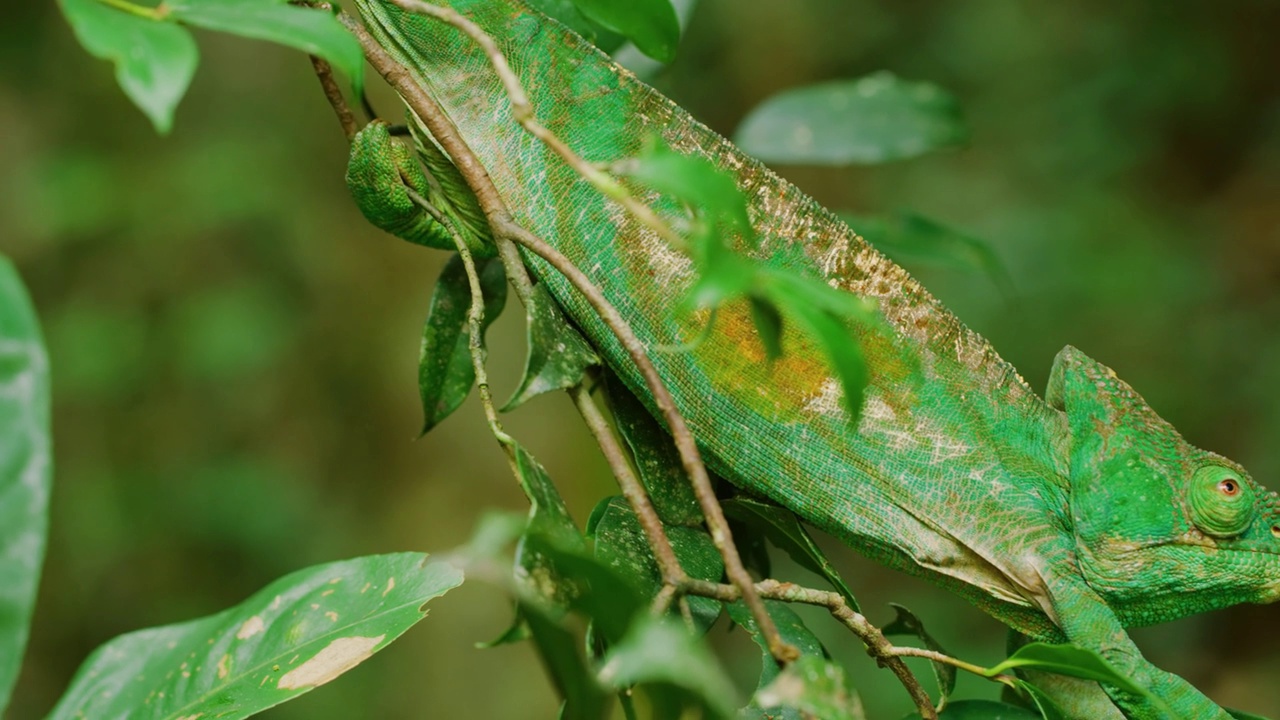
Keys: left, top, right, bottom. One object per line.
{"left": 1049, "top": 346, "right": 1280, "bottom": 627}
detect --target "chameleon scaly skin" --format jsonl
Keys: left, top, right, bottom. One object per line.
{"left": 346, "top": 1, "right": 1280, "bottom": 717}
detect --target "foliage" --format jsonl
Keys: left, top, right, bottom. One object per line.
{"left": 6, "top": 0, "right": 1275, "bottom": 718}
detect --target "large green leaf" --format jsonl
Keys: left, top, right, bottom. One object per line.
{"left": 570, "top": 0, "right": 679, "bottom": 63}
{"left": 167, "top": 0, "right": 364, "bottom": 96}
{"left": 418, "top": 255, "right": 507, "bottom": 435}
{"left": 0, "top": 257, "right": 51, "bottom": 715}
{"left": 47, "top": 553, "right": 463, "bottom": 720}
{"left": 734, "top": 72, "right": 968, "bottom": 165}
{"left": 58, "top": 0, "right": 198, "bottom": 134}
{"left": 840, "top": 211, "right": 1014, "bottom": 298}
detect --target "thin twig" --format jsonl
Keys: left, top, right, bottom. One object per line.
{"left": 407, "top": 189, "right": 518, "bottom": 470}
{"left": 568, "top": 383, "right": 687, "bottom": 587}
{"left": 309, "top": 55, "right": 361, "bottom": 140}
{"left": 886, "top": 646, "right": 1000, "bottom": 682}
{"left": 683, "top": 577, "right": 938, "bottom": 719}
{"left": 354, "top": 2, "right": 798, "bottom": 666}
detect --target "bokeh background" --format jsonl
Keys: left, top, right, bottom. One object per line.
{"left": 3, "top": 0, "right": 1279, "bottom": 717}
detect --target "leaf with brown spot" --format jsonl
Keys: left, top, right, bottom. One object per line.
{"left": 47, "top": 554, "right": 462, "bottom": 720}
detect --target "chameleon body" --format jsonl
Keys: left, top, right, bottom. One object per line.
{"left": 346, "top": 1, "right": 1280, "bottom": 717}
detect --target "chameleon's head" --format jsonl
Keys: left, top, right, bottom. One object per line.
{"left": 1047, "top": 346, "right": 1280, "bottom": 625}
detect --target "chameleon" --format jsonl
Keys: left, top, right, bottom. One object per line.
{"left": 343, "top": 0, "right": 1280, "bottom": 717}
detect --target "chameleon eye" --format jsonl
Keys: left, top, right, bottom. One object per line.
{"left": 1189, "top": 465, "right": 1255, "bottom": 538}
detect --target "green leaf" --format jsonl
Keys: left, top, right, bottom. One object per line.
{"left": 727, "top": 601, "right": 833, "bottom": 719}
{"left": 48, "top": 553, "right": 463, "bottom": 720}
{"left": 511, "top": 441, "right": 586, "bottom": 608}
{"left": 734, "top": 72, "right": 968, "bottom": 165}
{"left": 502, "top": 282, "right": 599, "bottom": 411}
{"left": 882, "top": 603, "right": 957, "bottom": 704}
{"left": 623, "top": 140, "right": 751, "bottom": 233}
{"left": 900, "top": 698, "right": 1043, "bottom": 720}
{"left": 525, "top": 0, "right": 626, "bottom": 53}
{"left": 58, "top": 0, "right": 198, "bottom": 134}
{"left": 521, "top": 600, "right": 610, "bottom": 720}
{"left": 0, "top": 257, "right": 50, "bottom": 715}
{"left": 748, "top": 296, "right": 784, "bottom": 361}
{"left": 720, "top": 497, "right": 859, "bottom": 611}
{"left": 755, "top": 655, "right": 864, "bottom": 720}
{"left": 167, "top": 0, "right": 364, "bottom": 97}
{"left": 770, "top": 279, "right": 869, "bottom": 421}
{"left": 589, "top": 497, "right": 723, "bottom": 633}
{"left": 418, "top": 255, "right": 507, "bottom": 435}
{"left": 987, "top": 643, "right": 1154, "bottom": 701}
{"left": 598, "top": 616, "right": 737, "bottom": 719}
{"left": 840, "top": 211, "right": 1014, "bottom": 298}
{"left": 1009, "top": 680, "right": 1068, "bottom": 720}
{"left": 570, "top": 0, "right": 680, "bottom": 63}
{"left": 604, "top": 377, "right": 702, "bottom": 527}
{"left": 521, "top": 532, "right": 646, "bottom": 646}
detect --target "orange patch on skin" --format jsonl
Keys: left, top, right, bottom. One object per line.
{"left": 693, "top": 300, "right": 829, "bottom": 418}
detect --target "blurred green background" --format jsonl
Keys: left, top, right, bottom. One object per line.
{"left": 3, "top": 0, "right": 1279, "bottom": 717}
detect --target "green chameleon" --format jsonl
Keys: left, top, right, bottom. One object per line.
{"left": 344, "top": 0, "right": 1280, "bottom": 717}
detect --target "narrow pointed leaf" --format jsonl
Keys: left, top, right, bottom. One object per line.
{"left": 511, "top": 441, "right": 585, "bottom": 608}
{"left": 58, "top": 0, "right": 197, "bottom": 134}
{"left": 988, "top": 641, "right": 1174, "bottom": 717}
{"left": 502, "top": 283, "right": 599, "bottom": 412}
{"left": 48, "top": 553, "right": 463, "bottom": 720}
{"left": 0, "top": 257, "right": 51, "bottom": 715}
{"left": 987, "top": 643, "right": 1146, "bottom": 694}
{"left": 418, "top": 255, "right": 506, "bottom": 434}
{"left": 747, "top": 296, "right": 784, "bottom": 361}
{"left": 883, "top": 603, "right": 956, "bottom": 703}
{"left": 735, "top": 72, "right": 968, "bottom": 165}
{"left": 167, "top": 0, "right": 363, "bottom": 96}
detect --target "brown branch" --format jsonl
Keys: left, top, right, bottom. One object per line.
{"left": 568, "top": 382, "right": 687, "bottom": 587}
{"left": 310, "top": 55, "right": 360, "bottom": 140}
{"left": 683, "top": 577, "right": 938, "bottom": 719}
